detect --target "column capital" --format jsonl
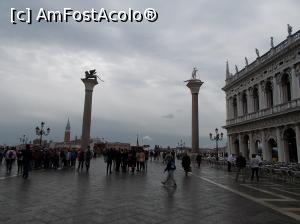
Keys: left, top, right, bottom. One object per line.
{"left": 186, "top": 79, "right": 204, "bottom": 94}
{"left": 82, "top": 78, "right": 98, "bottom": 91}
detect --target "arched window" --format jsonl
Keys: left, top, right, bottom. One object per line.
{"left": 253, "top": 87, "right": 259, "bottom": 112}
{"left": 242, "top": 92, "right": 247, "bottom": 115}
{"left": 265, "top": 81, "right": 273, "bottom": 108}
{"left": 233, "top": 97, "right": 238, "bottom": 118}
{"left": 282, "top": 74, "right": 291, "bottom": 102}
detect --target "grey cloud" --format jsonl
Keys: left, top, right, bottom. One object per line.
{"left": 161, "top": 113, "right": 174, "bottom": 119}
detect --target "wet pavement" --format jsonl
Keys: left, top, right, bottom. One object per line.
{"left": 0, "top": 158, "right": 300, "bottom": 224}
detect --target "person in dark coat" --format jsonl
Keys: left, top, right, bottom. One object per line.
{"left": 106, "top": 149, "right": 113, "bottom": 174}
{"left": 77, "top": 149, "right": 85, "bottom": 172}
{"left": 22, "top": 144, "right": 32, "bottom": 179}
{"left": 85, "top": 147, "right": 92, "bottom": 172}
{"left": 115, "top": 149, "right": 121, "bottom": 172}
{"left": 235, "top": 152, "right": 246, "bottom": 182}
{"left": 181, "top": 152, "right": 191, "bottom": 176}
{"left": 196, "top": 153, "right": 202, "bottom": 168}
{"left": 121, "top": 149, "right": 128, "bottom": 173}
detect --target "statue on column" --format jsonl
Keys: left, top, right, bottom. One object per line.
{"left": 192, "top": 67, "right": 198, "bottom": 79}
{"left": 287, "top": 24, "right": 293, "bottom": 36}
{"left": 84, "top": 69, "right": 104, "bottom": 82}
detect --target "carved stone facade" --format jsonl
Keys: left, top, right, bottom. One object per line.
{"left": 223, "top": 29, "right": 300, "bottom": 163}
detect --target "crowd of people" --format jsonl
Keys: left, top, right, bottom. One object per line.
{"left": 3, "top": 143, "right": 265, "bottom": 185}
{"left": 103, "top": 148, "right": 149, "bottom": 174}
{"left": 0, "top": 145, "right": 96, "bottom": 178}
{"left": 221, "top": 153, "right": 263, "bottom": 182}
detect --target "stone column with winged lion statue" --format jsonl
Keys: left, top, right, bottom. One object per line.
{"left": 81, "top": 69, "right": 99, "bottom": 152}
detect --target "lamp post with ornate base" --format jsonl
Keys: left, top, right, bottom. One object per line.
{"left": 35, "top": 122, "right": 50, "bottom": 146}
{"left": 209, "top": 128, "right": 223, "bottom": 161}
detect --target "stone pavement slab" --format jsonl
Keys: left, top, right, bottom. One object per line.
{"left": 0, "top": 158, "right": 299, "bottom": 224}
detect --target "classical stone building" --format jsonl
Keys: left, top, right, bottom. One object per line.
{"left": 223, "top": 27, "right": 300, "bottom": 163}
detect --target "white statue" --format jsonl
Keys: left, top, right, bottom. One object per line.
{"left": 192, "top": 67, "right": 198, "bottom": 79}
{"left": 270, "top": 37, "right": 274, "bottom": 48}
{"left": 287, "top": 24, "right": 293, "bottom": 36}
{"left": 245, "top": 57, "right": 249, "bottom": 66}
{"left": 255, "top": 48, "right": 260, "bottom": 58}
{"left": 235, "top": 65, "right": 239, "bottom": 73}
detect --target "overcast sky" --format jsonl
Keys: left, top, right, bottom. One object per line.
{"left": 0, "top": 0, "right": 299, "bottom": 148}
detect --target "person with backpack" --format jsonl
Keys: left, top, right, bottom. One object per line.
{"left": 162, "top": 152, "right": 177, "bottom": 187}
{"left": 5, "top": 148, "right": 15, "bottom": 173}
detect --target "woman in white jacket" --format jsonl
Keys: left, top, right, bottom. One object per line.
{"left": 250, "top": 154, "right": 261, "bottom": 182}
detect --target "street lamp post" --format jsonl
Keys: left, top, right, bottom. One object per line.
{"left": 209, "top": 128, "right": 223, "bottom": 161}
{"left": 35, "top": 122, "right": 50, "bottom": 146}
{"left": 20, "top": 135, "right": 28, "bottom": 145}
{"left": 177, "top": 139, "right": 185, "bottom": 153}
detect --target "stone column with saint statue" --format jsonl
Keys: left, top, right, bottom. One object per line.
{"left": 185, "top": 68, "right": 204, "bottom": 152}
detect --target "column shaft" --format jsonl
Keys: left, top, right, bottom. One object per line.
{"left": 261, "top": 130, "right": 266, "bottom": 161}
{"left": 276, "top": 127, "right": 284, "bottom": 162}
{"left": 237, "top": 94, "right": 243, "bottom": 117}
{"left": 81, "top": 78, "right": 98, "bottom": 152}
{"left": 272, "top": 77, "right": 279, "bottom": 106}
{"left": 291, "top": 68, "right": 298, "bottom": 100}
{"left": 247, "top": 89, "right": 254, "bottom": 113}
{"left": 295, "top": 124, "right": 300, "bottom": 163}
{"left": 258, "top": 83, "right": 265, "bottom": 110}
{"left": 192, "top": 93, "right": 199, "bottom": 152}
{"left": 81, "top": 90, "right": 93, "bottom": 151}
{"left": 249, "top": 132, "right": 255, "bottom": 158}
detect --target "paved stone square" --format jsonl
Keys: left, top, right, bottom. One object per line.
{"left": 0, "top": 159, "right": 300, "bottom": 224}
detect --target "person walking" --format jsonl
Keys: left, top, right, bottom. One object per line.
{"left": 121, "top": 149, "right": 128, "bottom": 173}
{"left": 22, "top": 144, "right": 32, "bottom": 179}
{"left": 196, "top": 153, "right": 202, "bottom": 168}
{"left": 5, "top": 148, "right": 16, "bottom": 173}
{"left": 250, "top": 154, "right": 261, "bottom": 182}
{"left": 227, "top": 154, "right": 234, "bottom": 172}
{"left": 17, "top": 149, "right": 23, "bottom": 174}
{"left": 181, "top": 152, "right": 191, "bottom": 176}
{"left": 85, "top": 147, "right": 92, "bottom": 172}
{"left": 115, "top": 149, "right": 121, "bottom": 172}
{"left": 162, "top": 153, "right": 177, "bottom": 187}
{"left": 77, "top": 149, "right": 85, "bottom": 172}
{"left": 235, "top": 152, "right": 246, "bottom": 182}
{"left": 106, "top": 149, "right": 113, "bottom": 174}
{"left": 139, "top": 150, "right": 146, "bottom": 172}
